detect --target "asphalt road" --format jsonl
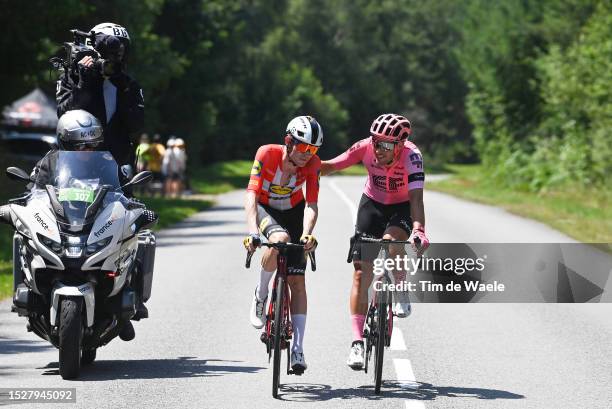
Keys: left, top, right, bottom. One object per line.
{"left": 1, "top": 176, "right": 611, "bottom": 409}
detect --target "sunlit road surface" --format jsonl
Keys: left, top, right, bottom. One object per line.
{"left": 1, "top": 176, "right": 611, "bottom": 409}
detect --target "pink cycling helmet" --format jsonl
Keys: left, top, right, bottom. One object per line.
{"left": 370, "top": 113, "right": 412, "bottom": 142}
{"left": 370, "top": 113, "right": 412, "bottom": 160}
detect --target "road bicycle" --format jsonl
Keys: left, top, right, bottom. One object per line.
{"left": 348, "top": 235, "right": 418, "bottom": 394}
{"left": 246, "top": 242, "right": 316, "bottom": 398}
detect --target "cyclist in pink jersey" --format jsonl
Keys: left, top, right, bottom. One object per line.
{"left": 321, "top": 113, "right": 430, "bottom": 370}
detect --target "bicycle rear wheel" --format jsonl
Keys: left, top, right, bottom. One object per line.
{"left": 374, "top": 289, "right": 388, "bottom": 394}
{"left": 272, "top": 276, "right": 285, "bottom": 398}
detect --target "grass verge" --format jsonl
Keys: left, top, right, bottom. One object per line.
{"left": 188, "top": 158, "right": 450, "bottom": 195}
{"left": 0, "top": 260, "right": 11, "bottom": 301}
{"left": 428, "top": 164, "right": 612, "bottom": 246}
{"left": 140, "top": 197, "right": 213, "bottom": 230}
{"left": 190, "top": 160, "right": 252, "bottom": 194}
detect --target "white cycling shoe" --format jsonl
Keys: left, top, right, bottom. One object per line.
{"left": 393, "top": 289, "right": 412, "bottom": 318}
{"left": 291, "top": 351, "right": 307, "bottom": 374}
{"left": 347, "top": 341, "right": 365, "bottom": 370}
{"left": 249, "top": 288, "right": 267, "bottom": 329}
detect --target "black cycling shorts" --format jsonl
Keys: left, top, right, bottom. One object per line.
{"left": 351, "top": 194, "right": 412, "bottom": 262}
{"left": 256, "top": 200, "right": 306, "bottom": 275}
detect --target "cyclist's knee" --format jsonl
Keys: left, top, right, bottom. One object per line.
{"left": 352, "top": 266, "right": 370, "bottom": 282}
{"left": 268, "top": 232, "right": 290, "bottom": 243}
{"left": 383, "top": 226, "right": 408, "bottom": 241}
{"left": 287, "top": 275, "right": 306, "bottom": 292}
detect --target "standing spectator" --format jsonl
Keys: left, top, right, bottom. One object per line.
{"left": 162, "top": 137, "right": 187, "bottom": 198}
{"left": 174, "top": 138, "right": 188, "bottom": 196}
{"left": 135, "top": 133, "right": 150, "bottom": 173}
{"left": 147, "top": 134, "right": 166, "bottom": 196}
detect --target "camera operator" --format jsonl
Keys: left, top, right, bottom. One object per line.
{"left": 56, "top": 22, "right": 144, "bottom": 169}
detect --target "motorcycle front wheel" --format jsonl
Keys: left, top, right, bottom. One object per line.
{"left": 59, "top": 297, "right": 83, "bottom": 379}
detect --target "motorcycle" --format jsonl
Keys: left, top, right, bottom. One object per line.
{"left": 0, "top": 150, "right": 157, "bottom": 379}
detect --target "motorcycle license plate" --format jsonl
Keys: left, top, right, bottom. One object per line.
{"left": 58, "top": 188, "right": 95, "bottom": 203}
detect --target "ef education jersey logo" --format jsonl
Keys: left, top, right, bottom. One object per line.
{"left": 371, "top": 175, "right": 405, "bottom": 192}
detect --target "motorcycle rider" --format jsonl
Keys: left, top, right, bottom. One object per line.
{"left": 29, "top": 109, "right": 150, "bottom": 340}
{"left": 56, "top": 22, "right": 144, "bottom": 169}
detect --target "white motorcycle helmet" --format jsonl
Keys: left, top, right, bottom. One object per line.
{"left": 285, "top": 115, "right": 323, "bottom": 147}
{"left": 56, "top": 110, "right": 103, "bottom": 151}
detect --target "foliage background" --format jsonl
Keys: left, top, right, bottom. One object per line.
{"left": 0, "top": 0, "right": 609, "bottom": 191}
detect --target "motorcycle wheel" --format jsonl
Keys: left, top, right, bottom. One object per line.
{"left": 59, "top": 297, "right": 83, "bottom": 379}
{"left": 81, "top": 348, "right": 97, "bottom": 365}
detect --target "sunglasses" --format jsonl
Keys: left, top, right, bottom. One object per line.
{"left": 373, "top": 141, "right": 396, "bottom": 151}
{"left": 293, "top": 142, "right": 319, "bottom": 155}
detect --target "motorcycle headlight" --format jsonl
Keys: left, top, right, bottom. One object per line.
{"left": 86, "top": 237, "right": 112, "bottom": 255}
{"left": 36, "top": 233, "right": 63, "bottom": 254}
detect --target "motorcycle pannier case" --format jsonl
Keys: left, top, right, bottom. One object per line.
{"left": 136, "top": 231, "right": 156, "bottom": 302}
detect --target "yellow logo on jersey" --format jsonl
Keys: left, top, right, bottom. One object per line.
{"left": 259, "top": 217, "right": 270, "bottom": 231}
{"left": 270, "top": 185, "right": 293, "bottom": 195}
{"left": 251, "top": 160, "right": 262, "bottom": 176}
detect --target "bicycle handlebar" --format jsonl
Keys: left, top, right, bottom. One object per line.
{"left": 245, "top": 242, "right": 316, "bottom": 271}
{"left": 347, "top": 234, "right": 421, "bottom": 263}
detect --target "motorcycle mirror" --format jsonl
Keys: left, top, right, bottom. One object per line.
{"left": 123, "top": 171, "right": 153, "bottom": 189}
{"left": 6, "top": 167, "right": 31, "bottom": 182}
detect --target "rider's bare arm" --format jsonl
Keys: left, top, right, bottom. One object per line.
{"left": 245, "top": 190, "right": 259, "bottom": 235}
{"left": 302, "top": 202, "right": 318, "bottom": 251}
{"left": 303, "top": 202, "right": 318, "bottom": 236}
{"left": 320, "top": 161, "right": 337, "bottom": 176}
{"left": 245, "top": 148, "right": 267, "bottom": 235}
{"left": 322, "top": 139, "right": 367, "bottom": 174}
{"left": 409, "top": 188, "right": 425, "bottom": 231}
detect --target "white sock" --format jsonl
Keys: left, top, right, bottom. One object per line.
{"left": 291, "top": 314, "right": 307, "bottom": 353}
{"left": 257, "top": 269, "right": 275, "bottom": 301}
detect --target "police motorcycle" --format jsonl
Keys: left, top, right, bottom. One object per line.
{"left": 0, "top": 144, "right": 157, "bottom": 379}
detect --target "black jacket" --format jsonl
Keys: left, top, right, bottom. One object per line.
{"left": 56, "top": 70, "right": 144, "bottom": 166}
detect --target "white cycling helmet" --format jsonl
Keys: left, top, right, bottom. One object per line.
{"left": 286, "top": 116, "right": 323, "bottom": 147}
{"left": 90, "top": 22, "right": 130, "bottom": 42}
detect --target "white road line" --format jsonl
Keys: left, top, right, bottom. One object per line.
{"left": 327, "top": 178, "right": 357, "bottom": 223}
{"left": 405, "top": 400, "right": 427, "bottom": 409}
{"left": 390, "top": 327, "right": 407, "bottom": 350}
{"left": 393, "top": 359, "right": 420, "bottom": 389}
{"left": 394, "top": 359, "right": 426, "bottom": 409}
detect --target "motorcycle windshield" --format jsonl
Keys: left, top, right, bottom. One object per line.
{"left": 46, "top": 151, "right": 121, "bottom": 230}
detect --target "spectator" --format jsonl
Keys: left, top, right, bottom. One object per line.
{"left": 147, "top": 134, "right": 166, "bottom": 196}
{"left": 162, "top": 137, "right": 187, "bottom": 198}
{"left": 135, "top": 133, "right": 150, "bottom": 173}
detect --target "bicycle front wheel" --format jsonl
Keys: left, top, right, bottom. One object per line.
{"left": 374, "top": 289, "right": 388, "bottom": 394}
{"left": 272, "top": 276, "right": 285, "bottom": 398}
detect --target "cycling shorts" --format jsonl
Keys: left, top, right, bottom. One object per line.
{"left": 256, "top": 200, "right": 307, "bottom": 275}
{"left": 351, "top": 193, "right": 412, "bottom": 262}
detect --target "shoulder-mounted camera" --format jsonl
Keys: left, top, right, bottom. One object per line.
{"left": 50, "top": 29, "right": 123, "bottom": 78}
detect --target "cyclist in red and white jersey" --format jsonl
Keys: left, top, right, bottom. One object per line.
{"left": 321, "top": 113, "right": 430, "bottom": 370}
{"left": 243, "top": 115, "right": 323, "bottom": 374}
